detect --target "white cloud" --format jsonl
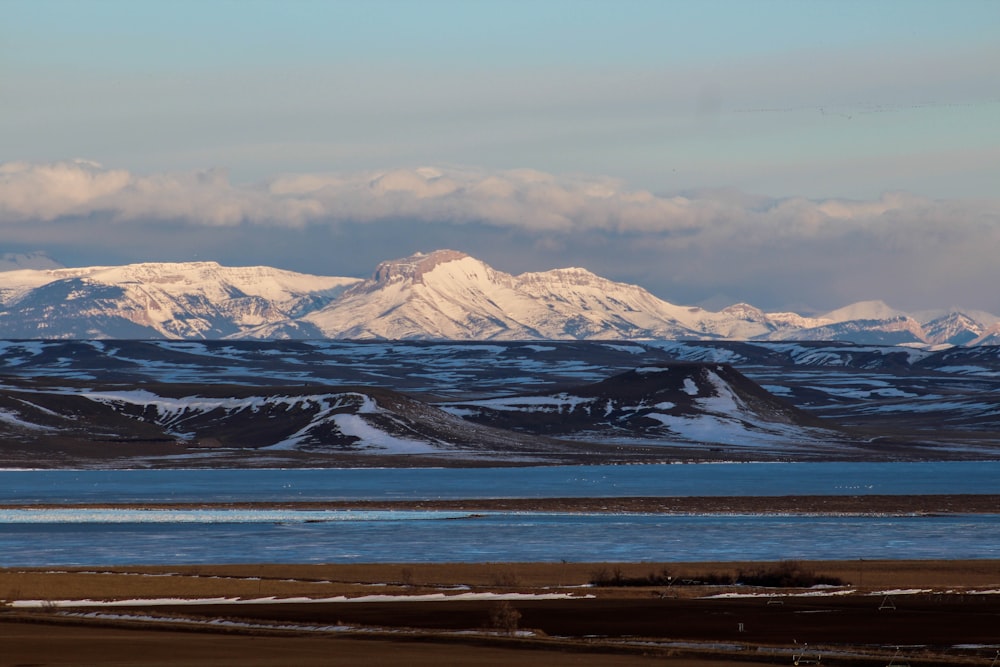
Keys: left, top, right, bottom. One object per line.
{"left": 3, "top": 160, "right": 997, "bottom": 241}
{"left": 0, "top": 160, "right": 131, "bottom": 221}
{"left": 2, "top": 160, "right": 998, "bottom": 313}
{"left": 0, "top": 161, "right": 324, "bottom": 227}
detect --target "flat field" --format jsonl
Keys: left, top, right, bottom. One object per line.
{"left": 3, "top": 559, "right": 1000, "bottom": 666}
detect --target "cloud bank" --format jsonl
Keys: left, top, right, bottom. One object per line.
{"left": 2, "top": 160, "right": 998, "bottom": 314}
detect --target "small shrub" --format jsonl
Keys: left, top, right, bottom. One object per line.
{"left": 488, "top": 601, "right": 521, "bottom": 635}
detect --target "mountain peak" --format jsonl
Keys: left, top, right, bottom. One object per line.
{"left": 369, "top": 249, "right": 472, "bottom": 285}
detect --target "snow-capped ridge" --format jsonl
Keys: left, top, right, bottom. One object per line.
{"left": 0, "top": 250, "right": 998, "bottom": 345}
{"left": 0, "top": 261, "right": 360, "bottom": 339}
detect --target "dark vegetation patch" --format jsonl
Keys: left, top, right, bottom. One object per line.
{"left": 590, "top": 560, "right": 846, "bottom": 588}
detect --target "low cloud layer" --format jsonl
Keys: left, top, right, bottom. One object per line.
{"left": 2, "top": 160, "right": 999, "bottom": 314}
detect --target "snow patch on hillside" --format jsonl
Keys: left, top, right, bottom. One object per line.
{"left": 329, "top": 413, "right": 439, "bottom": 454}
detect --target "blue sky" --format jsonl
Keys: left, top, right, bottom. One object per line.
{"left": 2, "top": 0, "right": 999, "bottom": 313}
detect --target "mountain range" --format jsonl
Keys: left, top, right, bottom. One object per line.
{"left": 1, "top": 249, "right": 998, "bottom": 345}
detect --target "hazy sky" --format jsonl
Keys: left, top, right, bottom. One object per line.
{"left": 2, "top": 0, "right": 999, "bottom": 314}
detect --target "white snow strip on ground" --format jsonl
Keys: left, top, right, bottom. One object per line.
{"left": 456, "top": 393, "right": 592, "bottom": 411}
{"left": 705, "top": 587, "right": 1000, "bottom": 599}
{"left": 60, "top": 611, "right": 542, "bottom": 638}
{"left": 601, "top": 344, "right": 647, "bottom": 354}
{"left": 519, "top": 345, "right": 556, "bottom": 352}
{"left": 704, "top": 588, "right": 855, "bottom": 599}
{"left": 0, "top": 408, "right": 55, "bottom": 431}
{"left": 11, "top": 592, "right": 593, "bottom": 608}
{"left": 330, "top": 413, "right": 440, "bottom": 454}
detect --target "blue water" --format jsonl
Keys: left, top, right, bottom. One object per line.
{"left": 2, "top": 461, "right": 997, "bottom": 504}
{"left": 1, "top": 512, "right": 997, "bottom": 566}
{"left": 2, "top": 462, "right": 998, "bottom": 566}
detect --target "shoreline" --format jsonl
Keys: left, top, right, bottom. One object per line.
{"left": 6, "top": 494, "right": 999, "bottom": 664}
{"left": 4, "top": 493, "right": 999, "bottom": 515}
{"left": 4, "top": 559, "right": 1000, "bottom": 666}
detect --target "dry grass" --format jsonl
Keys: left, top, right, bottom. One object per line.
{"left": 2, "top": 559, "right": 998, "bottom": 603}
{"left": 3, "top": 560, "right": 999, "bottom": 666}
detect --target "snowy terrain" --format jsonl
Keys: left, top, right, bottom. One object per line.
{"left": 1, "top": 339, "right": 998, "bottom": 466}
{"left": 442, "top": 364, "right": 838, "bottom": 453}
{"left": 2, "top": 249, "right": 999, "bottom": 344}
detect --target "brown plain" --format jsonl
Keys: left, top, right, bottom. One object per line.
{"left": 3, "top": 559, "right": 1000, "bottom": 666}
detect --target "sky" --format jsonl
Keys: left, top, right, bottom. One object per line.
{"left": 1, "top": 0, "right": 999, "bottom": 315}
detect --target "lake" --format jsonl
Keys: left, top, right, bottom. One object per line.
{"left": 2, "top": 461, "right": 998, "bottom": 504}
{"left": 2, "top": 462, "right": 997, "bottom": 566}
{"left": 1, "top": 510, "right": 997, "bottom": 566}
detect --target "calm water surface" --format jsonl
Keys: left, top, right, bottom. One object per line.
{"left": 1, "top": 512, "right": 997, "bottom": 566}
{"left": 2, "top": 461, "right": 998, "bottom": 504}
{"left": 2, "top": 462, "right": 997, "bottom": 566}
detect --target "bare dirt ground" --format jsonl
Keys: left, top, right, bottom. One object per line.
{"left": 0, "top": 621, "right": 784, "bottom": 667}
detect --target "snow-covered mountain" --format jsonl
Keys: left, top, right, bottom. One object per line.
{"left": 294, "top": 250, "right": 719, "bottom": 340}
{"left": 1, "top": 250, "right": 998, "bottom": 345}
{"left": 278, "top": 249, "right": 837, "bottom": 341}
{"left": 0, "top": 261, "right": 359, "bottom": 338}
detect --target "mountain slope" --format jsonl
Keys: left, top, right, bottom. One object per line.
{"left": 3, "top": 339, "right": 999, "bottom": 465}
{"left": 293, "top": 250, "right": 999, "bottom": 345}
{"left": 301, "top": 250, "right": 549, "bottom": 339}
{"left": 296, "top": 250, "right": 723, "bottom": 340}
{"left": 1, "top": 250, "right": 998, "bottom": 345}
{"left": 0, "top": 378, "right": 668, "bottom": 467}
{"left": 0, "top": 262, "right": 359, "bottom": 338}
{"left": 443, "top": 364, "right": 839, "bottom": 452}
